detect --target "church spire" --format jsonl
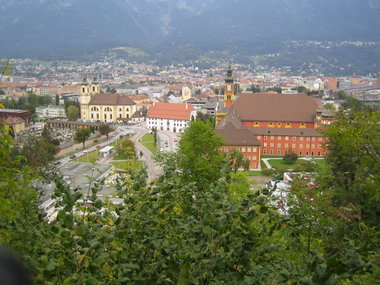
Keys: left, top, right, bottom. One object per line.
{"left": 224, "top": 65, "right": 235, "bottom": 108}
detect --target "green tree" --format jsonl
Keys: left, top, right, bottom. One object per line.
{"left": 178, "top": 121, "right": 225, "bottom": 190}
{"left": 323, "top": 110, "right": 380, "bottom": 226}
{"left": 151, "top": 126, "right": 158, "bottom": 145}
{"left": 248, "top": 84, "right": 261, "bottom": 93}
{"left": 74, "top": 127, "right": 91, "bottom": 149}
{"left": 98, "top": 123, "right": 112, "bottom": 140}
{"left": 229, "top": 149, "right": 244, "bottom": 172}
{"left": 266, "top": 86, "right": 282, "bottom": 93}
{"left": 243, "top": 158, "right": 251, "bottom": 171}
{"left": 341, "top": 96, "right": 364, "bottom": 111}
{"left": 0, "top": 58, "right": 12, "bottom": 82}
{"left": 67, "top": 105, "right": 80, "bottom": 121}
{"left": 283, "top": 149, "right": 298, "bottom": 164}
{"left": 115, "top": 137, "right": 135, "bottom": 159}
{"left": 16, "top": 134, "right": 57, "bottom": 167}
{"left": 55, "top": 94, "right": 60, "bottom": 105}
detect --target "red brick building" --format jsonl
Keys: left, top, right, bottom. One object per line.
{"left": 215, "top": 111, "right": 261, "bottom": 170}
{"left": 215, "top": 92, "right": 333, "bottom": 169}
{"left": 230, "top": 93, "right": 328, "bottom": 156}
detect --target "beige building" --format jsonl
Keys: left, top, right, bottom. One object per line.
{"left": 182, "top": 86, "right": 192, "bottom": 101}
{"left": 80, "top": 79, "right": 137, "bottom": 123}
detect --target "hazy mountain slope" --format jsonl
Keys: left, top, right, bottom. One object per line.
{"left": 0, "top": 0, "right": 380, "bottom": 63}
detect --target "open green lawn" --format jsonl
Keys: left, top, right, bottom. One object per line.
{"left": 266, "top": 158, "right": 326, "bottom": 169}
{"left": 75, "top": 151, "right": 99, "bottom": 163}
{"left": 139, "top": 133, "right": 156, "bottom": 154}
{"left": 267, "top": 159, "right": 296, "bottom": 168}
{"left": 242, "top": 171, "right": 266, "bottom": 177}
{"left": 112, "top": 152, "right": 128, "bottom": 160}
{"left": 110, "top": 160, "right": 146, "bottom": 171}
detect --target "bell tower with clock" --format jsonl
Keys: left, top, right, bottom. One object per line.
{"left": 224, "top": 65, "right": 235, "bottom": 108}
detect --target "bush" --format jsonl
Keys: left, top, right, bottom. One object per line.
{"left": 283, "top": 149, "right": 298, "bottom": 164}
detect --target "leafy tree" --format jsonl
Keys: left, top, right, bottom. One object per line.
{"left": 178, "top": 121, "right": 225, "bottom": 190}
{"left": 341, "top": 96, "right": 364, "bottom": 111}
{"left": 266, "top": 86, "right": 282, "bottom": 93}
{"left": 151, "top": 126, "right": 158, "bottom": 145}
{"left": 283, "top": 149, "right": 298, "bottom": 164}
{"left": 243, "top": 158, "right": 251, "bottom": 171}
{"left": 229, "top": 149, "right": 244, "bottom": 172}
{"left": 292, "top": 85, "right": 310, "bottom": 94}
{"left": 41, "top": 125, "right": 60, "bottom": 146}
{"left": 98, "top": 123, "right": 112, "bottom": 139}
{"left": 74, "top": 127, "right": 91, "bottom": 149}
{"left": 15, "top": 134, "right": 57, "bottom": 167}
{"left": 248, "top": 84, "right": 261, "bottom": 93}
{"left": 55, "top": 94, "right": 60, "bottom": 105}
{"left": 0, "top": 58, "right": 12, "bottom": 82}
{"left": 323, "top": 110, "right": 380, "bottom": 226}
{"left": 324, "top": 103, "right": 336, "bottom": 111}
{"left": 115, "top": 137, "right": 135, "bottom": 159}
{"left": 67, "top": 105, "right": 80, "bottom": 121}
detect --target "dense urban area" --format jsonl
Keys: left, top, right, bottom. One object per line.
{"left": 0, "top": 57, "right": 379, "bottom": 284}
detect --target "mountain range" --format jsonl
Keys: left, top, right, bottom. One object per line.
{"left": 1, "top": 0, "right": 380, "bottom": 74}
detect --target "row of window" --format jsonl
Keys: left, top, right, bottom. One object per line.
{"left": 263, "top": 149, "right": 322, "bottom": 156}
{"left": 90, "top": 107, "right": 131, "bottom": 112}
{"left": 244, "top": 155, "right": 257, "bottom": 161}
{"left": 263, "top": 143, "right": 322, "bottom": 149}
{"left": 222, "top": 146, "right": 258, "bottom": 153}
{"left": 260, "top": 135, "right": 323, "bottom": 142}
{"left": 253, "top": 122, "right": 307, "bottom": 127}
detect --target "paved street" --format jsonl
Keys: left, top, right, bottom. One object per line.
{"left": 132, "top": 126, "right": 162, "bottom": 182}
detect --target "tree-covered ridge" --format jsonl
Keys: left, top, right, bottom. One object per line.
{"left": 0, "top": 116, "right": 379, "bottom": 284}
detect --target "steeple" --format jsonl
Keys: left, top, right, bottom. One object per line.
{"left": 224, "top": 65, "right": 235, "bottom": 108}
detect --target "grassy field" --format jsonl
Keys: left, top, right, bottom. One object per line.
{"left": 242, "top": 171, "right": 266, "bottom": 177}
{"left": 139, "top": 133, "right": 156, "bottom": 154}
{"left": 112, "top": 152, "right": 128, "bottom": 160}
{"left": 75, "top": 151, "right": 99, "bottom": 163}
{"left": 266, "top": 158, "right": 326, "bottom": 169}
{"left": 267, "top": 159, "right": 296, "bottom": 168}
{"left": 110, "top": 160, "right": 146, "bottom": 171}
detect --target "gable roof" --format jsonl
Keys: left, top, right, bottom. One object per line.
{"left": 89, "top": 93, "right": 136, "bottom": 106}
{"left": 147, "top": 103, "right": 195, "bottom": 120}
{"left": 232, "top": 93, "right": 318, "bottom": 123}
{"left": 215, "top": 111, "right": 260, "bottom": 146}
{"left": 128, "top": 93, "right": 151, "bottom": 101}
{"left": 3, "top": 116, "right": 25, "bottom": 125}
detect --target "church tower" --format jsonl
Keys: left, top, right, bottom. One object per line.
{"left": 224, "top": 65, "right": 235, "bottom": 108}
{"left": 80, "top": 78, "right": 100, "bottom": 121}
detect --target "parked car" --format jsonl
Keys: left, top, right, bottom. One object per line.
{"left": 69, "top": 154, "right": 76, "bottom": 159}
{"left": 53, "top": 161, "right": 61, "bottom": 165}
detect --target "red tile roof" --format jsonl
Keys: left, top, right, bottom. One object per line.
{"left": 147, "top": 103, "right": 195, "bottom": 120}
{"left": 89, "top": 93, "right": 136, "bottom": 106}
{"left": 128, "top": 93, "right": 151, "bottom": 101}
{"left": 233, "top": 93, "right": 318, "bottom": 123}
{"left": 3, "top": 116, "right": 25, "bottom": 125}
{"left": 216, "top": 111, "right": 260, "bottom": 146}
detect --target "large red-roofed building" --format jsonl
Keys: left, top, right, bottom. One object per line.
{"left": 146, "top": 102, "right": 196, "bottom": 133}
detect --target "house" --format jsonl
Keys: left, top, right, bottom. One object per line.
{"left": 146, "top": 102, "right": 196, "bottom": 133}
{"left": 36, "top": 105, "right": 66, "bottom": 118}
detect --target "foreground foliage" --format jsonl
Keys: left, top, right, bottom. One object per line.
{"left": 0, "top": 118, "right": 379, "bottom": 284}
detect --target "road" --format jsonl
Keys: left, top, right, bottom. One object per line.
{"left": 131, "top": 126, "right": 162, "bottom": 182}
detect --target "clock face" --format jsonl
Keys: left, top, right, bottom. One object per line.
{"left": 227, "top": 85, "right": 231, "bottom": 91}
